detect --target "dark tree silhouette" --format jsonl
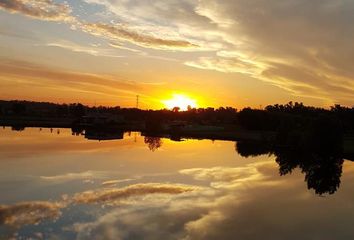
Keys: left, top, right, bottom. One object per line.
{"left": 69, "top": 103, "right": 86, "bottom": 117}
{"left": 172, "top": 106, "right": 180, "bottom": 113}
{"left": 12, "top": 102, "right": 26, "bottom": 115}
{"left": 235, "top": 141, "right": 271, "bottom": 158}
{"left": 235, "top": 128, "right": 345, "bottom": 195}
{"left": 144, "top": 136, "right": 163, "bottom": 152}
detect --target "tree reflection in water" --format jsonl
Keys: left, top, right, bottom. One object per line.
{"left": 235, "top": 140, "right": 344, "bottom": 195}
{"left": 144, "top": 137, "right": 163, "bottom": 152}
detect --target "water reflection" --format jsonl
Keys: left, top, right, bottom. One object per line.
{"left": 236, "top": 141, "right": 344, "bottom": 195}
{"left": 84, "top": 129, "right": 124, "bottom": 141}
{"left": 69, "top": 127, "right": 349, "bottom": 195}
{"left": 11, "top": 126, "right": 25, "bottom": 131}
{"left": 144, "top": 137, "right": 163, "bottom": 152}
{"left": 0, "top": 127, "right": 354, "bottom": 239}
{"left": 72, "top": 127, "right": 164, "bottom": 151}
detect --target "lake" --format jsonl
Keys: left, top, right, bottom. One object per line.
{"left": 1, "top": 127, "right": 354, "bottom": 239}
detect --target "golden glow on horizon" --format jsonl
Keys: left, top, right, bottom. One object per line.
{"left": 162, "top": 94, "right": 197, "bottom": 111}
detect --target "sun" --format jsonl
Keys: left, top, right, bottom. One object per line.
{"left": 162, "top": 94, "right": 197, "bottom": 111}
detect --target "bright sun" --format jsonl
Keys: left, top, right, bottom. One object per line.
{"left": 162, "top": 94, "right": 197, "bottom": 111}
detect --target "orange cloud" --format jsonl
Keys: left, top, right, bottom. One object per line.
{"left": 0, "top": 0, "right": 73, "bottom": 22}
{"left": 0, "top": 201, "right": 64, "bottom": 227}
{"left": 80, "top": 23, "right": 198, "bottom": 50}
{"left": 72, "top": 183, "right": 196, "bottom": 205}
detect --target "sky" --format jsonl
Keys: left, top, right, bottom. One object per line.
{"left": 0, "top": 0, "right": 353, "bottom": 109}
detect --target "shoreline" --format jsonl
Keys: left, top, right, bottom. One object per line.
{"left": 1, "top": 118, "right": 353, "bottom": 160}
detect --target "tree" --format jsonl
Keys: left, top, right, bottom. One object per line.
{"left": 12, "top": 102, "right": 26, "bottom": 115}
{"left": 172, "top": 106, "right": 180, "bottom": 113}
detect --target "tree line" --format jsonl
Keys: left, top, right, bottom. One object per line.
{"left": 1, "top": 100, "right": 353, "bottom": 134}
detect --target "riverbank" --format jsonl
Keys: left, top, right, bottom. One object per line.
{"left": 2, "top": 117, "right": 353, "bottom": 160}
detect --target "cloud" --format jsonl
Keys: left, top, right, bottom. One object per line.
{"left": 109, "top": 42, "right": 145, "bottom": 54}
{"left": 0, "top": 0, "right": 198, "bottom": 51}
{"left": 0, "top": 201, "right": 64, "bottom": 227}
{"left": 185, "top": 55, "right": 266, "bottom": 76}
{"left": 0, "top": 182, "right": 197, "bottom": 230}
{"left": 45, "top": 40, "right": 124, "bottom": 58}
{"left": 101, "top": 179, "right": 136, "bottom": 187}
{"left": 188, "top": 0, "right": 354, "bottom": 105}
{"left": 2, "top": 0, "right": 354, "bottom": 105}
{"left": 180, "top": 164, "right": 354, "bottom": 240}
{"left": 79, "top": 22, "right": 198, "bottom": 50}
{"left": 82, "top": 0, "right": 213, "bottom": 29}
{"left": 40, "top": 171, "right": 110, "bottom": 182}
{"left": 81, "top": 0, "right": 354, "bottom": 105}
{"left": 82, "top": 0, "right": 225, "bottom": 50}
{"left": 82, "top": 0, "right": 225, "bottom": 51}
{"left": 0, "top": 0, "right": 74, "bottom": 22}
{"left": 72, "top": 183, "right": 196, "bottom": 205}
{"left": 180, "top": 165, "right": 266, "bottom": 188}
{"left": 71, "top": 162, "right": 354, "bottom": 240}
{"left": 3, "top": 163, "right": 354, "bottom": 239}
{"left": 73, "top": 203, "right": 208, "bottom": 240}
{"left": 0, "top": 59, "right": 148, "bottom": 100}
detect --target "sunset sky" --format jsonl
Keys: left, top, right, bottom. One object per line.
{"left": 0, "top": 0, "right": 353, "bottom": 109}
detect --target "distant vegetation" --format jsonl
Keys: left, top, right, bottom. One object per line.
{"left": 236, "top": 139, "right": 344, "bottom": 195}
{"left": 1, "top": 100, "right": 353, "bottom": 133}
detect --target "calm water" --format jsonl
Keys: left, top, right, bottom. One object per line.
{"left": 0, "top": 127, "right": 354, "bottom": 239}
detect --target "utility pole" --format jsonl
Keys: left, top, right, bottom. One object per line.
{"left": 136, "top": 95, "right": 139, "bottom": 109}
